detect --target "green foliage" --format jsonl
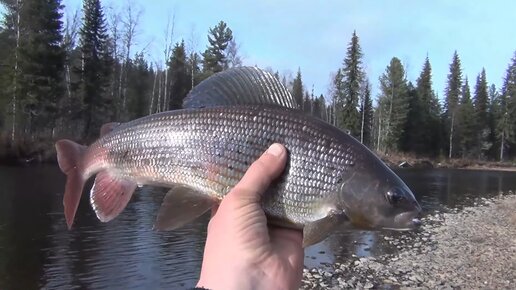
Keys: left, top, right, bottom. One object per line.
{"left": 338, "top": 31, "right": 364, "bottom": 137}
{"left": 126, "top": 52, "right": 151, "bottom": 119}
{"left": 457, "top": 78, "right": 476, "bottom": 157}
{"left": 444, "top": 51, "right": 463, "bottom": 157}
{"left": 473, "top": 69, "right": 491, "bottom": 158}
{"left": 497, "top": 51, "right": 516, "bottom": 159}
{"left": 168, "top": 40, "right": 190, "bottom": 110}
{"left": 78, "top": 0, "right": 113, "bottom": 140}
{"left": 202, "top": 21, "right": 233, "bottom": 77}
{"left": 360, "top": 80, "right": 373, "bottom": 146}
{"left": 403, "top": 57, "right": 441, "bottom": 156}
{"left": 292, "top": 68, "right": 303, "bottom": 109}
{"left": 377, "top": 57, "right": 409, "bottom": 152}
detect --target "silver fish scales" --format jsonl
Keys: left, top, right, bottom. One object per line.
{"left": 90, "top": 105, "right": 353, "bottom": 227}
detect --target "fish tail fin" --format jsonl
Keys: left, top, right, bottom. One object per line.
{"left": 55, "top": 139, "right": 88, "bottom": 229}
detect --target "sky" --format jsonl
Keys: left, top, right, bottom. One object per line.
{"left": 64, "top": 0, "right": 516, "bottom": 101}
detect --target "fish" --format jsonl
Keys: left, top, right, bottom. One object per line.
{"left": 55, "top": 66, "right": 421, "bottom": 247}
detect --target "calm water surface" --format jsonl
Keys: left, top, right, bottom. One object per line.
{"left": 1, "top": 165, "right": 515, "bottom": 289}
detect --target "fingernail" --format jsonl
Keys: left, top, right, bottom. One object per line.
{"left": 267, "top": 143, "right": 283, "bottom": 157}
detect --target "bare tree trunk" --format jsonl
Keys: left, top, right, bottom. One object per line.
{"left": 62, "top": 8, "right": 80, "bottom": 135}
{"left": 109, "top": 9, "right": 121, "bottom": 118}
{"left": 120, "top": 2, "right": 142, "bottom": 117}
{"left": 11, "top": 0, "right": 22, "bottom": 143}
{"left": 160, "top": 12, "right": 175, "bottom": 112}
{"left": 187, "top": 25, "right": 199, "bottom": 90}
{"left": 149, "top": 68, "right": 157, "bottom": 115}
{"left": 157, "top": 71, "right": 162, "bottom": 113}
{"left": 448, "top": 113, "right": 455, "bottom": 159}
{"left": 360, "top": 98, "right": 365, "bottom": 144}
{"left": 500, "top": 128, "right": 505, "bottom": 162}
{"left": 377, "top": 109, "right": 382, "bottom": 152}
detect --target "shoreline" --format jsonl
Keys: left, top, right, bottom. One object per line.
{"left": 301, "top": 193, "right": 516, "bottom": 289}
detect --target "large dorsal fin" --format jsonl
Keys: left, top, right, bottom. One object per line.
{"left": 183, "top": 66, "right": 299, "bottom": 109}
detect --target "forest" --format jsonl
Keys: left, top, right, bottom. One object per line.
{"left": 0, "top": 0, "right": 515, "bottom": 163}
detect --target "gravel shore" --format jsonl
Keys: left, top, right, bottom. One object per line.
{"left": 301, "top": 193, "right": 516, "bottom": 289}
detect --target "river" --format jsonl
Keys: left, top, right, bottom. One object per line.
{"left": 1, "top": 165, "right": 515, "bottom": 289}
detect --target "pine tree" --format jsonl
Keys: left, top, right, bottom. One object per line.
{"left": 168, "top": 40, "right": 190, "bottom": 110}
{"left": 202, "top": 21, "right": 233, "bottom": 77}
{"left": 359, "top": 79, "right": 373, "bottom": 146}
{"left": 79, "top": 0, "right": 113, "bottom": 139}
{"left": 377, "top": 57, "right": 409, "bottom": 152}
{"left": 457, "top": 78, "right": 476, "bottom": 157}
{"left": 473, "top": 68, "right": 491, "bottom": 158}
{"left": 292, "top": 68, "right": 303, "bottom": 109}
{"left": 339, "top": 31, "right": 364, "bottom": 137}
{"left": 444, "top": 51, "right": 462, "bottom": 158}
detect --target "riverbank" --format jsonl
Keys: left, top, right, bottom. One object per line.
{"left": 379, "top": 152, "right": 516, "bottom": 171}
{"left": 301, "top": 193, "right": 516, "bottom": 289}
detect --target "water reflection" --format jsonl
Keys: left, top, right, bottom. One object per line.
{"left": 0, "top": 166, "right": 515, "bottom": 289}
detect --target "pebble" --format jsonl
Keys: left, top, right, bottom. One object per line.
{"left": 299, "top": 194, "right": 516, "bottom": 290}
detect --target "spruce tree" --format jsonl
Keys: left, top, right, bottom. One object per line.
{"left": 413, "top": 57, "right": 441, "bottom": 156}
{"left": 79, "top": 0, "right": 112, "bottom": 139}
{"left": 312, "top": 94, "right": 326, "bottom": 120}
{"left": 330, "top": 68, "right": 344, "bottom": 126}
{"left": 457, "top": 78, "right": 476, "bottom": 157}
{"left": 401, "top": 82, "right": 418, "bottom": 152}
{"left": 377, "top": 57, "right": 409, "bottom": 152}
{"left": 359, "top": 79, "right": 373, "bottom": 147}
{"left": 292, "top": 68, "right": 303, "bottom": 109}
{"left": 444, "top": 51, "right": 462, "bottom": 158}
{"left": 168, "top": 40, "right": 190, "bottom": 110}
{"left": 473, "top": 68, "right": 491, "bottom": 158}
{"left": 487, "top": 84, "right": 500, "bottom": 159}
{"left": 303, "top": 91, "right": 312, "bottom": 114}
{"left": 202, "top": 21, "right": 233, "bottom": 77}
{"left": 126, "top": 52, "right": 151, "bottom": 119}
{"left": 14, "top": 0, "right": 65, "bottom": 136}
{"left": 499, "top": 51, "right": 516, "bottom": 160}
{"left": 187, "top": 51, "right": 202, "bottom": 89}
{"left": 339, "top": 31, "right": 364, "bottom": 137}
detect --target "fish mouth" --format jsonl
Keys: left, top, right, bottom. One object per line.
{"left": 386, "top": 212, "right": 422, "bottom": 230}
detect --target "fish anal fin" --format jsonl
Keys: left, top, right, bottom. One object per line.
{"left": 154, "top": 185, "right": 215, "bottom": 231}
{"left": 90, "top": 171, "right": 137, "bottom": 222}
{"left": 303, "top": 210, "right": 348, "bottom": 248}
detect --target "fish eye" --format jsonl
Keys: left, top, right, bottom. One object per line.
{"left": 385, "top": 188, "right": 405, "bottom": 206}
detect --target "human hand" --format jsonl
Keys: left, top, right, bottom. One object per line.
{"left": 196, "top": 143, "right": 304, "bottom": 290}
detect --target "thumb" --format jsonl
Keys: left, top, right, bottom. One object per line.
{"left": 229, "top": 143, "right": 287, "bottom": 202}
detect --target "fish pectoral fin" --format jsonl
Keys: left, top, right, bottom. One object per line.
{"left": 90, "top": 171, "right": 137, "bottom": 223}
{"left": 303, "top": 210, "right": 347, "bottom": 248}
{"left": 154, "top": 185, "right": 215, "bottom": 231}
